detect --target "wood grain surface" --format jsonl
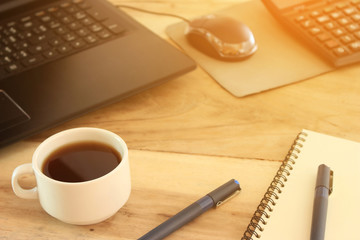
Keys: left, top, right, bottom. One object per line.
{"left": 1, "top": 0, "right": 360, "bottom": 239}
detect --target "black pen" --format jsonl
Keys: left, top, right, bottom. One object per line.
{"left": 138, "top": 179, "right": 241, "bottom": 240}
{"left": 310, "top": 164, "right": 333, "bottom": 240}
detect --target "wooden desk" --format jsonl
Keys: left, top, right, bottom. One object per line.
{"left": 2, "top": 0, "right": 360, "bottom": 239}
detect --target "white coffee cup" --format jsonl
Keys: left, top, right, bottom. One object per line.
{"left": 11, "top": 127, "right": 131, "bottom": 225}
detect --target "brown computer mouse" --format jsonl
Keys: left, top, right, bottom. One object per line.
{"left": 185, "top": 15, "right": 257, "bottom": 61}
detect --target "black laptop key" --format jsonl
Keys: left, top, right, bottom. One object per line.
{"left": 89, "top": 23, "right": 103, "bottom": 33}
{"left": 76, "top": 1, "right": 91, "bottom": 10}
{"left": 43, "top": 49, "right": 59, "bottom": 58}
{"left": 71, "top": 39, "right": 86, "bottom": 48}
{"left": 68, "top": 22, "right": 82, "bottom": 30}
{"left": 12, "top": 50, "right": 28, "bottom": 60}
{"left": 22, "top": 55, "right": 44, "bottom": 66}
{"left": 74, "top": 12, "right": 87, "bottom": 20}
{"left": 63, "top": 32, "right": 77, "bottom": 41}
{"left": 84, "top": 34, "right": 98, "bottom": 44}
{"left": 97, "top": 29, "right": 111, "bottom": 39}
{"left": 86, "top": 9, "right": 108, "bottom": 22}
{"left": 103, "top": 20, "right": 125, "bottom": 34}
{"left": 55, "top": 26, "right": 68, "bottom": 35}
{"left": 58, "top": 43, "right": 72, "bottom": 53}
{"left": 49, "top": 38, "right": 63, "bottom": 47}
{"left": 5, "top": 63, "right": 22, "bottom": 73}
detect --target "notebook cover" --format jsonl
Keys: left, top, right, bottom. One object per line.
{"left": 242, "top": 129, "right": 360, "bottom": 240}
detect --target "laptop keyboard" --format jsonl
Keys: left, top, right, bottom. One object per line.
{"left": 0, "top": 0, "right": 126, "bottom": 79}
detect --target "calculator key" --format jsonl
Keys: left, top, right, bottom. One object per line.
{"left": 325, "top": 39, "right": 340, "bottom": 48}
{"left": 336, "top": 3, "right": 348, "bottom": 9}
{"left": 301, "top": 20, "right": 314, "bottom": 28}
{"left": 341, "top": 34, "right": 355, "bottom": 43}
{"left": 325, "top": 22, "right": 338, "bottom": 30}
{"left": 349, "top": 41, "right": 360, "bottom": 51}
{"left": 333, "top": 46, "right": 349, "bottom": 56}
{"left": 317, "top": 15, "right": 331, "bottom": 23}
{"left": 338, "top": 17, "right": 351, "bottom": 25}
{"left": 343, "top": 7, "right": 357, "bottom": 15}
{"left": 330, "top": 11, "right": 343, "bottom": 19}
{"left": 333, "top": 28, "right": 346, "bottom": 36}
{"left": 354, "top": 31, "right": 360, "bottom": 38}
{"left": 309, "top": 27, "right": 322, "bottom": 35}
{"left": 295, "top": 15, "right": 306, "bottom": 22}
{"left": 311, "top": 11, "right": 321, "bottom": 17}
{"left": 324, "top": 6, "right": 336, "bottom": 13}
{"left": 317, "top": 33, "right": 331, "bottom": 41}
{"left": 352, "top": 13, "right": 360, "bottom": 21}
{"left": 346, "top": 23, "right": 360, "bottom": 32}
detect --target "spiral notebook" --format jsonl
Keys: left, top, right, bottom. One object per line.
{"left": 242, "top": 129, "right": 360, "bottom": 240}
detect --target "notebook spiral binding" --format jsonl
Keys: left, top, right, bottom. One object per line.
{"left": 241, "top": 131, "right": 308, "bottom": 240}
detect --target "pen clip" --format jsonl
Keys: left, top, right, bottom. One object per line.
{"left": 216, "top": 190, "right": 241, "bottom": 208}
{"left": 329, "top": 170, "right": 334, "bottom": 195}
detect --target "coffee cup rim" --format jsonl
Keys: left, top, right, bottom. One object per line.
{"left": 32, "top": 127, "right": 128, "bottom": 185}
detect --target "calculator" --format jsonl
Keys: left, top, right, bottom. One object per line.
{"left": 261, "top": 0, "right": 360, "bottom": 67}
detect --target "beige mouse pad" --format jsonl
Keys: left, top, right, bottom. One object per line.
{"left": 166, "top": 0, "right": 335, "bottom": 97}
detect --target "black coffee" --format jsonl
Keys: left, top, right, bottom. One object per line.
{"left": 42, "top": 141, "right": 121, "bottom": 183}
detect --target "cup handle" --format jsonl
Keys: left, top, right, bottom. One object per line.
{"left": 11, "top": 163, "right": 38, "bottom": 199}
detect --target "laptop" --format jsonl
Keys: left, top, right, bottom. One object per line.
{"left": 0, "top": 0, "right": 196, "bottom": 148}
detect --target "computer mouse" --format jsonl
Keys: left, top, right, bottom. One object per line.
{"left": 185, "top": 15, "right": 257, "bottom": 61}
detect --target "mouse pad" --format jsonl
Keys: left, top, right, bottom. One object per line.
{"left": 166, "top": 0, "right": 335, "bottom": 97}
